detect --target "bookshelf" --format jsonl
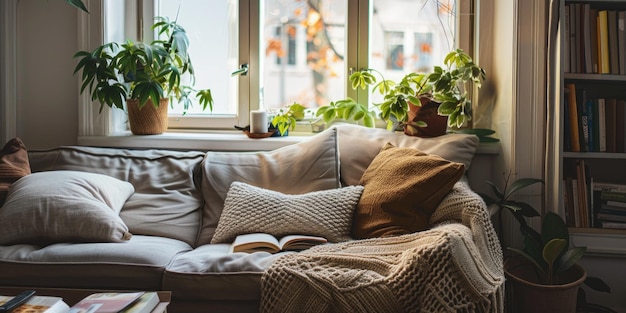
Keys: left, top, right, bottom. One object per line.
{"left": 556, "top": 0, "right": 626, "bottom": 255}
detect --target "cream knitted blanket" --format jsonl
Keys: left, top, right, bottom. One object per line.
{"left": 260, "top": 181, "right": 504, "bottom": 313}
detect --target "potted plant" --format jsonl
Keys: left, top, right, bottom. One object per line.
{"left": 480, "top": 176, "right": 611, "bottom": 313}
{"left": 73, "top": 16, "right": 214, "bottom": 135}
{"left": 316, "top": 48, "right": 485, "bottom": 137}
{"left": 270, "top": 102, "right": 306, "bottom": 136}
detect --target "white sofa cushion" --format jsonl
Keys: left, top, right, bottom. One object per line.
{"left": 335, "top": 124, "right": 480, "bottom": 186}
{"left": 27, "top": 146, "right": 206, "bottom": 246}
{"left": 198, "top": 128, "right": 341, "bottom": 246}
{"left": 0, "top": 171, "right": 134, "bottom": 245}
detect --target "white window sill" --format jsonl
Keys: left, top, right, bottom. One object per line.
{"left": 78, "top": 129, "right": 500, "bottom": 154}
{"left": 78, "top": 130, "right": 316, "bottom": 151}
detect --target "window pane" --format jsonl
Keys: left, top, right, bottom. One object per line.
{"left": 262, "top": 0, "right": 347, "bottom": 111}
{"left": 370, "top": 0, "right": 457, "bottom": 103}
{"left": 156, "top": 0, "right": 238, "bottom": 115}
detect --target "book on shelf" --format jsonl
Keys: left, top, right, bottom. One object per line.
{"left": 599, "top": 220, "right": 626, "bottom": 229}
{"left": 605, "top": 98, "right": 617, "bottom": 153}
{"left": 606, "top": 200, "right": 626, "bottom": 208}
{"left": 68, "top": 292, "right": 144, "bottom": 313}
{"left": 593, "top": 181, "right": 626, "bottom": 192}
{"left": 617, "top": 11, "right": 626, "bottom": 75}
{"left": 598, "top": 9, "right": 610, "bottom": 74}
{"left": 597, "top": 212, "right": 626, "bottom": 223}
{"left": 600, "top": 190, "right": 626, "bottom": 202}
{"left": 607, "top": 10, "right": 619, "bottom": 74}
{"left": 581, "top": 3, "right": 593, "bottom": 73}
{"left": 597, "top": 98, "right": 607, "bottom": 152}
{"left": 231, "top": 233, "right": 327, "bottom": 254}
{"left": 118, "top": 292, "right": 159, "bottom": 313}
{"left": 565, "top": 83, "right": 581, "bottom": 152}
{"left": 0, "top": 295, "right": 69, "bottom": 313}
{"left": 598, "top": 204, "right": 626, "bottom": 215}
{"left": 616, "top": 99, "right": 625, "bottom": 153}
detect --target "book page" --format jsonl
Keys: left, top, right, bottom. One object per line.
{"left": 232, "top": 233, "right": 280, "bottom": 253}
{"left": 279, "top": 235, "right": 327, "bottom": 251}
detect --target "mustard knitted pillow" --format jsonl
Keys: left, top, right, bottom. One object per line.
{"left": 352, "top": 143, "right": 465, "bottom": 239}
{"left": 211, "top": 182, "right": 364, "bottom": 244}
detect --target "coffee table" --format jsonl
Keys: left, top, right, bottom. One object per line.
{"left": 0, "top": 287, "right": 170, "bottom": 313}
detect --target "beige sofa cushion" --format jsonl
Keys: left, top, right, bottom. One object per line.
{"left": 211, "top": 182, "right": 364, "bottom": 244}
{"left": 0, "top": 138, "right": 31, "bottom": 206}
{"left": 335, "top": 124, "right": 479, "bottom": 186}
{"left": 198, "top": 128, "right": 341, "bottom": 246}
{"left": 0, "top": 171, "right": 134, "bottom": 245}
{"left": 27, "top": 146, "right": 205, "bottom": 246}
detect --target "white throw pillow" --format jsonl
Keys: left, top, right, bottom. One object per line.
{"left": 0, "top": 170, "right": 134, "bottom": 245}
{"left": 334, "top": 124, "right": 480, "bottom": 186}
{"left": 211, "top": 182, "right": 364, "bottom": 244}
{"left": 198, "top": 127, "right": 341, "bottom": 245}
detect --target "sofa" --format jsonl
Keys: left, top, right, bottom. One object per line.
{"left": 0, "top": 125, "right": 504, "bottom": 313}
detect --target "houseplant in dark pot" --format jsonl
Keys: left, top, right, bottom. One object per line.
{"left": 317, "top": 48, "right": 485, "bottom": 137}
{"left": 73, "top": 17, "right": 214, "bottom": 135}
{"left": 481, "top": 176, "right": 612, "bottom": 313}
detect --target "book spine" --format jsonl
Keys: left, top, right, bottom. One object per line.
{"left": 598, "top": 98, "right": 607, "bottom": 152}
{"left": 601, "top": 190, "right": 626, "bottom": 202}
{"left": 600, "top": 221, "right": 626, "bottom": 229}
{"left": 617, "top": 11, "right": 626, "bottom": 75}
{"left": 606, "top": 98, "right": 617, "bottom": 153}
{"left": 598, "top": 10, "right": 610, "bottom": 74}
{"left": 608, "top": 10, "right": 620, "bottom": 74}
{"left": 585, "top": 98, "right": 594, "bottom": 151}
{"left": 592, "top": 99, "right": 600, "bottom": 152}
{"left": 566, "top": 83, "right": 581, "bottom": 152}
{"left": 616, "top": 99, "right": 625, "bottom": 153}
{"left": 594, "top": 181, "right": 626, "bottom": 192}
{"left": 578, "top": 89, "right": 589, "bottom": 152}
{"left": 581, "top": 3, "right": 593, "bottom": 73}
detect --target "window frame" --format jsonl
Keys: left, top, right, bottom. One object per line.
{"left": 77, "top": 0, "right": 475, "bottom": 136}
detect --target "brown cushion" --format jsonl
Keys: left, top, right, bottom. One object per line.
{"left": 352, "top": 143, "right": 465, "bottom": 239}
{"left": 0, "top": 138, "right": 30, "bottom": 206}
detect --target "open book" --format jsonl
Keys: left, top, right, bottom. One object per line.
{"left": 231, "top": 233, "right": 327, "bottom": 253}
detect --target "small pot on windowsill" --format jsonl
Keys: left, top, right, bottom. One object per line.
{"left": 404, "top": 95, "right": 448, "bottom": 137}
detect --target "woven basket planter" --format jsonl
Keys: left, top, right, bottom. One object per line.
{"left": 127, "top": 98, "right": 169, "bottom": 135}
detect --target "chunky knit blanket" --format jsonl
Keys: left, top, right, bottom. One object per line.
{"left": 260, "top": 181, "right": 504, "bottom": 313}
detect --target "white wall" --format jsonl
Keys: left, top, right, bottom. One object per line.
{"left": 14, "top": 0, "right": 79, "bottom": 149}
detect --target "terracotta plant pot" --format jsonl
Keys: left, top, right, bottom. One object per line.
{"left": 504, "top": 257, "right": 586, "bottom": 313}
{"left": 127, "top": 98, "right": 169, "bottom": 135}
{"left": 404, "top": 96, "right": 448, "bottom": 137}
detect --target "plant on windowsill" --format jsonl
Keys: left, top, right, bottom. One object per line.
{"left": 480, "top": 175, "right": 612, "bottom": 313}
{"left": 270, "top": 102, "right": 306, "bottom": 136}
{"left": 73, "top": 16, "right": 214, "bottom": 135}
{"left": 317, "top": 48, "right": 486, "bottom": 137}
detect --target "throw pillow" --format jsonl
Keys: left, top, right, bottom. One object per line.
{"left": 0, "top": 170, "right": 134, "bottom": 245}
{"left": 334, "top": 124, "right": 479, "bottom": 186}
{"left": 198, "top": 127, "right": 341, "bottom": 245}
{"left": 0, "top": 138, "right": 31, "bottom": 206}
{"left": 211, "top": 182, "right": 364, "bottom": 244}
{"left": 352, "top": 143, "right": 465, "bottom": 239}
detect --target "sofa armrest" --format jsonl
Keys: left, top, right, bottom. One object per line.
{"left": 429, "top": 180, "right": 504, "bottom": 280}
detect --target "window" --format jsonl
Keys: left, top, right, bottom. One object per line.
{"left": 105, "top": 0, "right": 471, "bottom": 133}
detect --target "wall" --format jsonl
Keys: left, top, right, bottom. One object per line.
{"left": 13, "top": 0, "right": 79, "bottom": 149}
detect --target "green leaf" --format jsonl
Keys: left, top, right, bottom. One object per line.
{"left": 543, "top": 238, "right": 567, "bottom": 267}
{"left": 66, "top": 0, "right": 89, "bottom": 13}
{"left": 557, "top": 247, "right": 586, "bottom": 273}
{"left": 505, "top": 178, "right": 544, "bottom": 199}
